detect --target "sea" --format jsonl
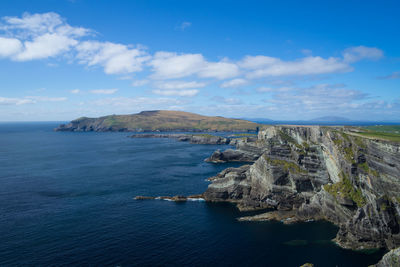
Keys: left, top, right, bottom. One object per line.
{"left": 0, "top": 122, "right": 385, "bottom": 266}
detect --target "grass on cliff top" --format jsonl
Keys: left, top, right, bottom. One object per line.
{"left": 351, "top": 125, "right": 400, "bottom": 142}
{"left": 324, "top": 172, "right": 366, "bottom": 208}
{"left": 357, "top": 131, "right": 400, "bottom": 142}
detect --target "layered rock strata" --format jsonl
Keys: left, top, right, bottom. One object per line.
{"left": 203, "top": 126, "right": 400, "bottom": 251}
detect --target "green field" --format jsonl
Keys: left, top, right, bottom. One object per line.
{"left": 358, "top": 125, "right": 400, "bottom": 142}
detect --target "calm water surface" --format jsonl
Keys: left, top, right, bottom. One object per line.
{"left": 0, "top": 122, "right": 384, "bottom": 266}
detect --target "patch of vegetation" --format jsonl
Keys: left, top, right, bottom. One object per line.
{"left": 302, "top": 142, "right": 310, "bottom": 150}
{"left": 357, "top": 131, "right": 400, "bottom": 142}
{"left": 324, "top": 172, "right": 367, "bottom": 208}
{"left": 343, "top": 146, "right": 355, "bottom": 163}
{"left": 353, "top": 136, "right": 367, "bottom": 149}
{"left": 358, "top": 162, "right": 369, "bottom": 173}
{"left": 369, "top": 168, "right": 379, "bottom": 177}
{"left": 333, "top": 138, "right": 343, "bottom": 146}
{"left": 340, "top": 132, "right": 351, "bottom": 143}
{"left": 363, "top": 125, "right": 400, "bottom": 134}
{"left": 265, "top": 156, "right": 308, "bottom": 174}
{"left": 380, "top": 202, "right": 388, "bottom": 211}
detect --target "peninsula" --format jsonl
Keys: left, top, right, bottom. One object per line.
{"left": 55, "top": 110, "right": 261, "bottom": 132}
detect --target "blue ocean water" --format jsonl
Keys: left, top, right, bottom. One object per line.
{"left": 0, "top": 122, "right": 384, "bottom": 266}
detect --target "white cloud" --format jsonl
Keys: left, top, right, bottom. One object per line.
{"left": 239, "top": 55, "right": 279, "bottom": 69}
{"left": 70, "top": 89, "right": 80, "bottom": 94}
{"left": 220, "top": 78, "right": 248, "bottom": 88}
{"left": 0, "top": 37, "right": 22, "bottom": 57}
{"left": 0, "top": 12, "right": 385, "bottom": 86}
{"left": 154, "top": 80, "right": 206, "bottom": 90}
{"left": 131, "top": 79, "right": 149, "bottom": 86}
{"left": 199, "top": 61, "right": 239, "bottom": 79}
{"left": 0, "top": 95, "right": 67, "bottom": 105}
{"left": 264, "top": 84, "right": 367, "bottom": 113}
{"left": 245, "top": 56, "right": 352, "bottom": 78}
{"left": 343, "top": 46, "right": 383, "bottom": 63}
{"left": 14, "top": 33, "right": 78, "bottom": 61}
{"left": 90, "top": 89, "right": 118, "bottom": 94}
{"left": 0, "top": 97, "right": 35, "bottom": 105}
{"left": 76, "top": 41, "right": 150, "bottom": 74}
{"left": 152, "top": 89, "right": 199, "bottom": 97}
{"left": 91, "top": 96, "right": 184, "bottom": 108}
{"left": 26, "top": 96, "right": 67, "bottom": 102}
{"left": 256, "top": 87, "right": 274, "bottom": 93}
{"left": 212, "top": 96, "right": 242, "bottom": 105}
{"left": 176, "top": 21, "right": 191, "bottom": 31}
{"left": 257, "top": 86, "right": 293, "bottom": 93}
{"left": 151, "top": 81, "right": 204, "bottom": 97}
{"left": 0, "top": 12, "right": 90, "bottom": 61}
{"left": 1, "top": 12, "right": 63, "bottom": 36}
{"left": 150, "top": 52, "right": 239, "bottom": 80}
{"left": 150, "top": 52, "right": 205, "bottom": 79}
{"left": 1, "top": 13, "right": 151, "bottom": 75}
{"left": 378, "top": 71, "right": 400, "bottom": 80}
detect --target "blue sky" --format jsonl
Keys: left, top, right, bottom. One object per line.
{"left": 0, "top": 0, "right": 399, "bottom": 121}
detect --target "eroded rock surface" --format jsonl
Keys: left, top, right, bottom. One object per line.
{"left": 203, "top": 125, "right": 400, "bottom": 252}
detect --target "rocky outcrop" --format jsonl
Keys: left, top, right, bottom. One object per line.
{"left": 205, "top": 136, "right": 264, "bottom": 163}
{"left": 204, "top": 125, "right": 400, "bottom": 252}
{"left": 134, "top": 194, "right": 204, "bottom": 202}
{"left": 130, "top": 134, "right": 230, "bottom": 145}
{"left": 372, "top": 247, "right": 400, "bottom": 267}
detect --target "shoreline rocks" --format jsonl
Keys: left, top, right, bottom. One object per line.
{"left": 372, "top": 247, "right": 400, "bottom": 267}
{"left": 130, "top": 134, "right": 230, "bottom": 145}
{"left": 134, "top": 194, "right": 204, "bottom": 202}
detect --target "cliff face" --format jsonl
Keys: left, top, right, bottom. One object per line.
{"left": 204, "top": 126, "right": 400, "bottom": 251}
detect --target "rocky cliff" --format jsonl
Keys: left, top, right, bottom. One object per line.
{"left": 204, "top": 125, "right": 400, "bottom": 252}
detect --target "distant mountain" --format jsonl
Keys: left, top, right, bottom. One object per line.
{"left": 310, "top": 116, "right": 351, "bottom": 122}
{"left": 242, "top": 117, "right": 275, "bottom": 123}
{"left": 55, "top": 110, "right": 262, "bottom": 132}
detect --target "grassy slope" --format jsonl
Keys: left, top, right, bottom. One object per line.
{"left": 74, "top": 110, "right": 262, "bottom": 131}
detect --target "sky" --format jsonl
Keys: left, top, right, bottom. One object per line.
{"left": 0, "top": 0, "right": 399, "bottom": 121}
